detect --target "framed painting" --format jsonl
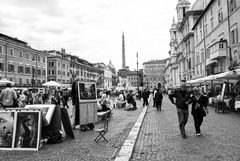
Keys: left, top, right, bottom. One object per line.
{"left": 13, "top": 109, "right": 41, "bottom": 151}
{"left": 0, "top": 111, "right": 15, "bottom": 150}
{"left": 25, "top": 104, "right": 55, "bottom": 125}
{"left": 78, "top": 82, "right": 97, "bottom": 103}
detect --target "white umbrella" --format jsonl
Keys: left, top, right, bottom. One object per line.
{"left": 42, "top": 81, "right": 61, "bottom": 87}
{"left": 0, "top": 78, "right": 15, "bottom": 85}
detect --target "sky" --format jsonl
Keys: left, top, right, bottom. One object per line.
{"left": 0, "top": 0, "right": 196, "bottom": 71}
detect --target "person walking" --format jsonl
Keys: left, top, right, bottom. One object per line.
{"left": 142, "top": 89, "right": 150, "bottom": 107}
{"left": 155, "top": 89, "right": 163, "bottom": 111}
{"left": 190, "top": 87, "right": 208, "bottom": 136}
{"left": 169, "top": 82, "right": 190, "bottom": 138}
{"left": 0, "top": 83, "right": 18, "bottom": 108}
{"left": 153, "top": 88, "right": 157, "bottom": 107}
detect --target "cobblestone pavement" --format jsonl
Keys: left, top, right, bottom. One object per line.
{"left": 0, "top": 99, "right": 143, "bottom": 161}
{"left": 131, "top": 95, "right": 240, "bottom": 161}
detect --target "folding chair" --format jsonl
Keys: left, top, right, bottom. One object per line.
{"left": 94, "top": 118, "right": 109, "bottom": 142}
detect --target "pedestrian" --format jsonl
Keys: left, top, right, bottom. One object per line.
{"left": 153, "top": 88, "right": 157, "bottom": 107}
{"left": 142, "top": 89, "right": 150, "bottom": 107}
{"left": 71, "top": 77, "right": 80, "bottom": 129}
{"left": 155, "top": 89, "right": 163, "bottom": 111}
{"left": 169, "top": 82, "right": 190, "bottom": 138}
{"left": 0, "top": 83, "right": 18, "bottom": 108}
{"left": 62, "top": 88, "right": 70, "bottom": 108}
{"left": 190, "top": 87, "right": 208, "bottom": 136}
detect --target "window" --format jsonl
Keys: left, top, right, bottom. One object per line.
{"left": 43, "top": 57, "right": 45, "bottom": 63}
{"left": 25, "top": 67, "right": 31, "bottom": 74}
{"left": 26, "top": 79, "right": 29, "bottom": 85}
{"left": 210, "top": 7, "right": 213, "bottom": 15}
{"left": 19, "top": 78, "right": 22, "bottom": 85}
{"left": 20, "top": 51, "right": 23, "bottom": 58}
{"left": 49, "top": 62, "right": 54, "bottom": 67}
{"left": 201, "top": 52, "right": 204, "bottom": 62}
{"left": 42, "top": 70, "right": 46, "bottom": 76}
{"left": 38, "top": 56, "right": 40, "bottom": 62}
{"left": 18, "top": 66, "right": 24, "bottom": 73}
{"left": 205, "top": 24, "right": 208, "bottom": 35}
{"left": 32, "top": 67, "right": 35, "bottom": 75}
{"left": 10, "top": 49, "right": 14, "bottom": 55}
{"left": 37, "top": 69, "right": 41, "bottom": 76}
{"left": 0, "top": 62, "right": 3, "bottom": 71}
{"left": 32, "top": 54, "right": 36, "bottom": 61}
{"left": 0, "top": 46, "right": 3, "bottom": 54}
{"left": 210, "top": 17, "right": 214, "bottom": 29}
{"left": 62, "top": 64, "right": 65, "bottom": 68}
{"left": 26, "top": 53, "right": 29, "bottom": 59}
{"left": 218, "top": 0, "right": 221, "bottom": 6}
{"left": 230, "top": 0, "right": 236, "bottom": 12}
{"left": 231, "top": 28, "right": 238, "bottom": 45}
{"left": 218, "top": 11, "right": 223, "bottom": 23}
{"left": 196, "top": 54, "right": 200, "bottom": 64}
{"left": 8, "top": 64, "right": 14, "bottom": 72}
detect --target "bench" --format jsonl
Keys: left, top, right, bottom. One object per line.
{"left": 97, "top": 110, "right": 112, "bottom": 121}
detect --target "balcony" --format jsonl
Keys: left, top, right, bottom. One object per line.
{"left": 210, "top": 49, "right": 227, "bottom": 60}
{"left": 206, "top": 58, "right": 217, "bottom": 66}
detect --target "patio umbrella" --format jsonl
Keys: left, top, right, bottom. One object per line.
{"left": 42, "top": 81, "right": 61, "bottom": 87}
{"left": 216, "top": 70, "right": 240, "bottom": 80}
{"left": 0, "top": 78, "right": 15, "bottom": 85}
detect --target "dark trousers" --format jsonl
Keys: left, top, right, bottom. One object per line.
{"left": 193, "top": 114, "right": 203, "bottom": 134}
{"left": 156, "top": 101, "right": 162, "bottom": 111}
{"left": 177, "top": 108, "right": 189, "bottom": 136}
{"left": 143, "top": 98, "right": 148, "bottom": 107}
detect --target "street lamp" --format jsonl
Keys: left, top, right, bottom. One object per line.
{"left": 136, "top": 52, "right": 139, "bottom": 90}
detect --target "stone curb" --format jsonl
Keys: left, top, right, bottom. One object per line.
{"left": 114, "top": 105, "right": 148, "bottom": 161}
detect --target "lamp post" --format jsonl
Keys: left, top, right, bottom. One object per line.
{"left": 136, "top": 52, "right": 139, "bottom": 90}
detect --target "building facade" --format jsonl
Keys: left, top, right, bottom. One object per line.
{"left": 193, "top": 0, "right": 240, "bottom": 76}
{"left": 126, "top": 70, "right": 142, "bottom": 88}
{"left": 143, "top": 59, "right": 166, "bottom": 89}
{"left": 0, "top": 33, "right": 48, "bottom": 86}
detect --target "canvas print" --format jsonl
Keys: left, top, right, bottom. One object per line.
{"left": 13, "top": 110, "right": 41, "bottom": 150}
{"left": 0, "top": 111, "right": 14, "bottom": 149}
{"left": 25, "top": 104, "right": 55, "bottom": 125}
{"left": 78, "top": 82, "right": 97, "bottom": 101}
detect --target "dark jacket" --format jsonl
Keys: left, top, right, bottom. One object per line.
{"left": 190, "top": 94, "right": 208, "bottom": 116}
{"left": 155, "top": 91, "right": 163, "bottom": 103}
{"left": 169, "top": 90, "right": 190, "bottom": 110}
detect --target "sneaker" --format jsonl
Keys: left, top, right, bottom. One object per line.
{"left": 196, "top": 133, "right": 202, "bottom": 136}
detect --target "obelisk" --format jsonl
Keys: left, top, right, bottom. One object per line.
{"left": 122, "top": 32, "right": 126, "bottom": 68}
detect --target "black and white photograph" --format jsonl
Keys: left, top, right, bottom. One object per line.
{"left": 13, "top": 110, "right": 41, "bottom": 150}
{"left": 25, "top": 105, "right": 55, "bottom": 125}
{"left": 0, "top": 111, "right": 14, "bottom": 149}
{"left": 78, "top": 82, "right": 97, "bottom": 101}
{"left": 0, "top": 0, "right": 240, "bottom": 160}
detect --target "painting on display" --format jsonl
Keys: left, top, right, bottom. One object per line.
{"left": 25, "top": 104, "right": 55, "bottom": 125}
{"left": 0, "top": 111, "right": 14, "bottom": 150}
{"left": 13, "top": 110, "right": 41, "bottom": 151}
{"left": 78, "top": 82, "right": 97, "bottom": 102}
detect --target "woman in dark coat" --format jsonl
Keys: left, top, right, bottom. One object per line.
{"left": 155, "top": 89, "right": 163, "bottom": 111}
{"left": 190, "top": 87, "right": 208, "bottom": 136}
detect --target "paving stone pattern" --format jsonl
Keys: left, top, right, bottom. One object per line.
{"left": 131, "top": 95, "right": 240, "bottom": 161}
{"left": 0, "top": 99, "right": 143, "bottom": 161}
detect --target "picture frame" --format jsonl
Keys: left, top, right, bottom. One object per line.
{"left": 13, "top": 109, "right": 41, "bottom": 151}
{"left": 0, "top": 111, "right": 15, "bottom": 150}
{"left": 78, "top": 82, "right": 97, "bottom": 103}
{"left": 25, "top": 104, "right": 56, "bottom": 125}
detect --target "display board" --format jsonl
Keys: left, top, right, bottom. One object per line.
{"left": 0, "top": 109, "right": 41, "bottom": 151}
{"left": 78, "top": 82, "right": 97, "bottom": 103}
{"left": 25, "top": 104, "right": 55, "bottom": 125}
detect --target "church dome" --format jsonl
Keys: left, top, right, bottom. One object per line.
{"left": 190, "top": 0, "right": 204, "bottom": 11}
{"left": 190, "top": 0, "right": 210, "bottom": 11}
